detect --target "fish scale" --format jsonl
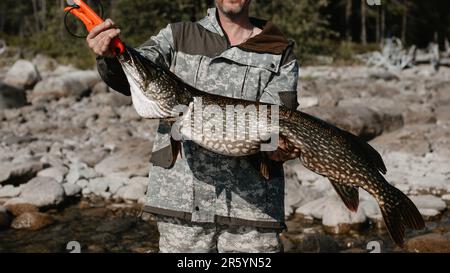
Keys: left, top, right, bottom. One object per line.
{"left": 118, "top": 47, "right": 425, "bottom": 247}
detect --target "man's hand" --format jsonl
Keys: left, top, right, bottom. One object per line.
{"left": 86, "top": 19, "right": 121, "bottom": 57}
{"left": 265, "top": 137, "right": 300, "bottom": 162}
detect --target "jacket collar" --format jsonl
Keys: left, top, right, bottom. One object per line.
{"left": 204, "top": 7, "right": 290, "bottom": 55}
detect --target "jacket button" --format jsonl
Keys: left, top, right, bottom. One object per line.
{"left": 195, "top": 206, "right": 200, "bottom": 211}
{"left": 270, "top": 63, "right": 275, "bottom": 68}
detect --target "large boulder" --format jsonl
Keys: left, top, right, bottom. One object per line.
{"left": 303, "top": 106, "right": 384, "bottom": 140}
{"left": 0, "top": 161, "right": 44, "bottom": 185}
{"left": 29, "top": 70, "right": 100, "bottom": 104}
{"left": 4, "top": 59, "right": 40, "bottom": 89}
{"left": 0, "top": 82, "right": 26, "bottom": 110}
{"left": 37, "top": 166, "right": 69, "bottom": 183}
{"left": 337, "top": 97, "right": 404, "bottom": 134}
{"left": 19, "top": 177, "right": 65, "bottom": 207}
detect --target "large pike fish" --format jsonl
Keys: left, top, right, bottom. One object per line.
{"left": 117, "top": 47, "right": 424, "bottom": 246}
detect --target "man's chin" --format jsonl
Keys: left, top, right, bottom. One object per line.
{"left": 221, "top": 7, "right": 245, "bottom": 19}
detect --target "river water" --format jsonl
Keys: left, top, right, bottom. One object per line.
{"left": 0, "top": 197, "right": 448, "bottom": 253}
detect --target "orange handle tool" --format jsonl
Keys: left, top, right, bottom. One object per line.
{"left": 64, "top": 0, "right": 125, "bottom": 55}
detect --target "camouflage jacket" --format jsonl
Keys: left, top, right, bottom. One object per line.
{"left": 97, "top": 8, "right": 299, "bottom": 230}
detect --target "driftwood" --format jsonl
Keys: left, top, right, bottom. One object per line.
{"left": 358, "top": 37, "right": 448, "bottom": 71}
{"left": 357, "top": 38, "right": 415, "bottom": 71}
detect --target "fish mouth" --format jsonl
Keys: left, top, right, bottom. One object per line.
{"left": 118, "top": 47, "right": 148, "bottom": 91}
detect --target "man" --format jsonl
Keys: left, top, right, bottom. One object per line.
{"left": 88, "top": 0, "right": 299, "bottom": 253}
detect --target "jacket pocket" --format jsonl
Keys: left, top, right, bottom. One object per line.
{"left": 241, "top": 66, "right": 274, "bottom": 101}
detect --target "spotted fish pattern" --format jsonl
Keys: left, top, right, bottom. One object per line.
{"left": 118, "top": 47, "right": 425, "bottom": 246}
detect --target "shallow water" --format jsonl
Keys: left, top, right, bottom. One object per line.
{"left": 0, "top": 198, "right": 159, "bottom": 253}
{"left": 0, "top": 198, "right": 448, "bottom": 253}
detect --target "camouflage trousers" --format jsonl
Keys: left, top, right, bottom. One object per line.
{"left": 156, "top": 215, "right": 283, "bottom": 253}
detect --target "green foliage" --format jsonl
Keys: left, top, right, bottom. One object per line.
{"left": 0, "top": 0, "right": 449, "bottom": 68}
{"left": 251, "top": 0, "right": 336, "bottom": 62}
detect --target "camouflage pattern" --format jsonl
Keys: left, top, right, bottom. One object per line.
{"left": 156, "top": 215, "right": 282, "bottom": 253}
{"left": 142, "top": 8, "right": 299, "bottom": 227}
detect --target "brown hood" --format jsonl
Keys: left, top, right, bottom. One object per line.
{"left": 238, "top": 18, "right": 290, "bottom": 55}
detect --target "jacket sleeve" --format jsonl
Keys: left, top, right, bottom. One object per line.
{"left": 259, "top": 45, "right": 299, "bottom": 110}
{"left": 96, "top": 24, "right": 175, "bottom": 96}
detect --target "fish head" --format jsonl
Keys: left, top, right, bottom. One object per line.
{"left": 117, "top": 47, "right": 178, "bottom": 118}
{"left": 118, "top": 47, "right": 162, "bottom": 94}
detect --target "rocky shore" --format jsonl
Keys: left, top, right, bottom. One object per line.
{"left": 0, "top": 54, "right": 449, "bottom": 252}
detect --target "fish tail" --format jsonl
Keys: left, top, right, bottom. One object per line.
{"left": 379, "top": 183, "right": 425, "bottom": 247}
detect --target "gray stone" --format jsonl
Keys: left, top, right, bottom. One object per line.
{"left": 298, "top": 96, "right": 319, "bottom": 109}
{"left": 370, "top": 125, "right": 434, "bottom": 156}
{"left": 303, "top": 106, "right": 384, "bottom": 140}
{"left": 127, "top": 176, "right": 148, "bottom": 187}
{"left": 30, "top": 70, "right": 100, "bottom": 104}
{"left": 70, "top": 148, "right": 108, "bottom": 167}
{"left": 115, "top": 183, "right": 147, "bottom": 201}
{"left": 338, "top": 97, "right": 405, "bottom": 133}
{"left": 78, "top": 168, "right": 98, "bottom": 179}
{"left": 63, "top": 183, "right": 82, "bottom": 197}
{"left": 66, "top": 166, "right": 97, "bottom": 184}
{"left": 20, "top": 177, "right": 65, "bottom": 207}
{"left": 88, "top": 177, "right": 109, "bottom": 195}
{"left": 0, "top": 184, "right": 22, "bottom": 198}
{"left": 37, "top": 166, "right": 68, "bottom": 183}
{"left": 0, "top": 161, "right": 44, "bottom": 185}
{"left": 65, "top": 168, "right": 80, "bottom": 184}
{"left": 410, "top": 195, "right": 447, "bottom": 212}
{"left": 75, "top": 179, "right": 89, "bottom": 188}
{"left": 4, "top": 59, "right": 40, "bottom": 89}
{"left": 107, "top": 177, "right": 126, "bottom": 194}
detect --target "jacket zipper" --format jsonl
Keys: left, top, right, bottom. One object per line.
{"left": 240, "top": 65, "right": 250, "bottom": 98}
{"left": 193, "top": 56, "right": 204, "bottom": 88}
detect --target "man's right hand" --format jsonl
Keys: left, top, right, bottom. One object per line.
{"left": 86, "top": 18, "right": 121, "bottom": 58}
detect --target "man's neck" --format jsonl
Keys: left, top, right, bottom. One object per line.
{"left": 217, "top": 9, "right": 258, "bottom": 46}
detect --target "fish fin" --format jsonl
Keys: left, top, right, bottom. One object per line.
{"left": 380, "top": 185, "right": 425, "bottom": 247}
{"left": 329, "top": 178, "right": 359, "bottom": 212}
{"left": 343, "top": 130, "right": 387, "bottom": 174}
